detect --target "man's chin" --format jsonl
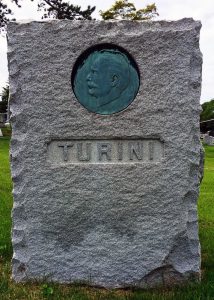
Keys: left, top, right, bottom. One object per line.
{"left": 88, "top": 89, "right": 95, "bottom": 96}
{"left": 88, "top": 87, "right": 98, "bottom": 96}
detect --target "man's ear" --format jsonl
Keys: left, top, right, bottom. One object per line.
{"left": 111, "top": 75, "right": 118, "bottom": 87}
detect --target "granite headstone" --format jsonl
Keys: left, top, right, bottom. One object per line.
{"left": 8, "top": 19, "right": 202, "bottom": 288}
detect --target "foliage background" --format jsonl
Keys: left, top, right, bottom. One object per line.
{"left": 200, "top": 99, "right": 214, "bottom": 122}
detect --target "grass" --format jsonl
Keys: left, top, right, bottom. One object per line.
{"left": 0, "top": 137, "right": 214, "bottom": 299}
{"left": 0, "top": 137, "right": 13, "bottom": 260}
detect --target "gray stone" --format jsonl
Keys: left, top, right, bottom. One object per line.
{"left": 0, "top": 128, "right": 3, "bottom": 137}
{"left": 203, "top": 134, "right": 214, "bottom": 145}
{"left": 7, "top": 19, "right": 202, "bottom": 288}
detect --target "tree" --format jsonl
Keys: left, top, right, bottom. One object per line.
{"left": 0, "top": 85, "right": 9, "bottom": 113}
{"left": 0, "top": 0, "right": 20, "bottom": 31}
{"left": 100, "top": 0, "right": 158, "bottom": 21}
{"left": 0, "top": 0, "right": 95, "bottom": 31}
{"left": 37, "top": 0, "right": 95, "bottom": 20}
{"left": 200, "top": 99, "right": 214, "bottom": 122}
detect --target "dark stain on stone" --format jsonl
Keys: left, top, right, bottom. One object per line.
{"left": 18, "top": 263, "right": 26, "bottom": 273}
{"left": 140, "top": 265, "right": 185, "bottom": 288}
{"left": 41, "top": 200, "right": 137, "bottom": 250}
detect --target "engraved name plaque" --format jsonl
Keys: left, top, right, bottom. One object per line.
{"left": 47, "top": 139, "right": 164, "bottom": 164}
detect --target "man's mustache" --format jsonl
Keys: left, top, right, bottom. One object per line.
{"left": 87, "top": 81, "right": 98, "bottom": 88}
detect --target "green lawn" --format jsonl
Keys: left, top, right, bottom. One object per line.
{"left": 0, "top": 137, "right": 214, "bottom": 300}
{"left": 0, "top": 137, "right": 13, "bottom": 260}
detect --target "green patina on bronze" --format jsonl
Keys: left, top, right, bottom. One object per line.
{"left": 72, "top": 47, "right": 140, "bottom": 115}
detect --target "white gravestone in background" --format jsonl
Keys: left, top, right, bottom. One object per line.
{"left": 204, "top": 134, "right": 214, "bottom": 145}
{"left": 8, "top": 19, "right": 202, "bottom": 288}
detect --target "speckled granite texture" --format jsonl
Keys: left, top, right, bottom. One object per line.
{"left": 7, "top": 19, "right": 202, "bottom": 288}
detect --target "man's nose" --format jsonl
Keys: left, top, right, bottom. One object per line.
{"left": 87, "top": 73, "right": 91, "bottom": 81}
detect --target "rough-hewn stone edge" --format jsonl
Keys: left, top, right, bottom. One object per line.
{"left": 7, "top": 18, "right": 202, "bottom": 36}
{"left": 7, "top": 30, "right": 30, "bottom": 281}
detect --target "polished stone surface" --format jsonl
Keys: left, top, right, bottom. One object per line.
{"left": 8, "top": 19, "right": 202, "bottom": 288}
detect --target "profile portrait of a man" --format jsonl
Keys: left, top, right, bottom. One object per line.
{"left": 73, "top": 48, "right": 139, "bottom": 115}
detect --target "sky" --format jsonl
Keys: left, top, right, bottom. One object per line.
{"left": 0, "top": 0, "right": 213, "bottom": 103}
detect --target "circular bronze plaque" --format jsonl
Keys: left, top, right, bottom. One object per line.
{"left": 72, "top": 44, "right": 140, "bottom": 115}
